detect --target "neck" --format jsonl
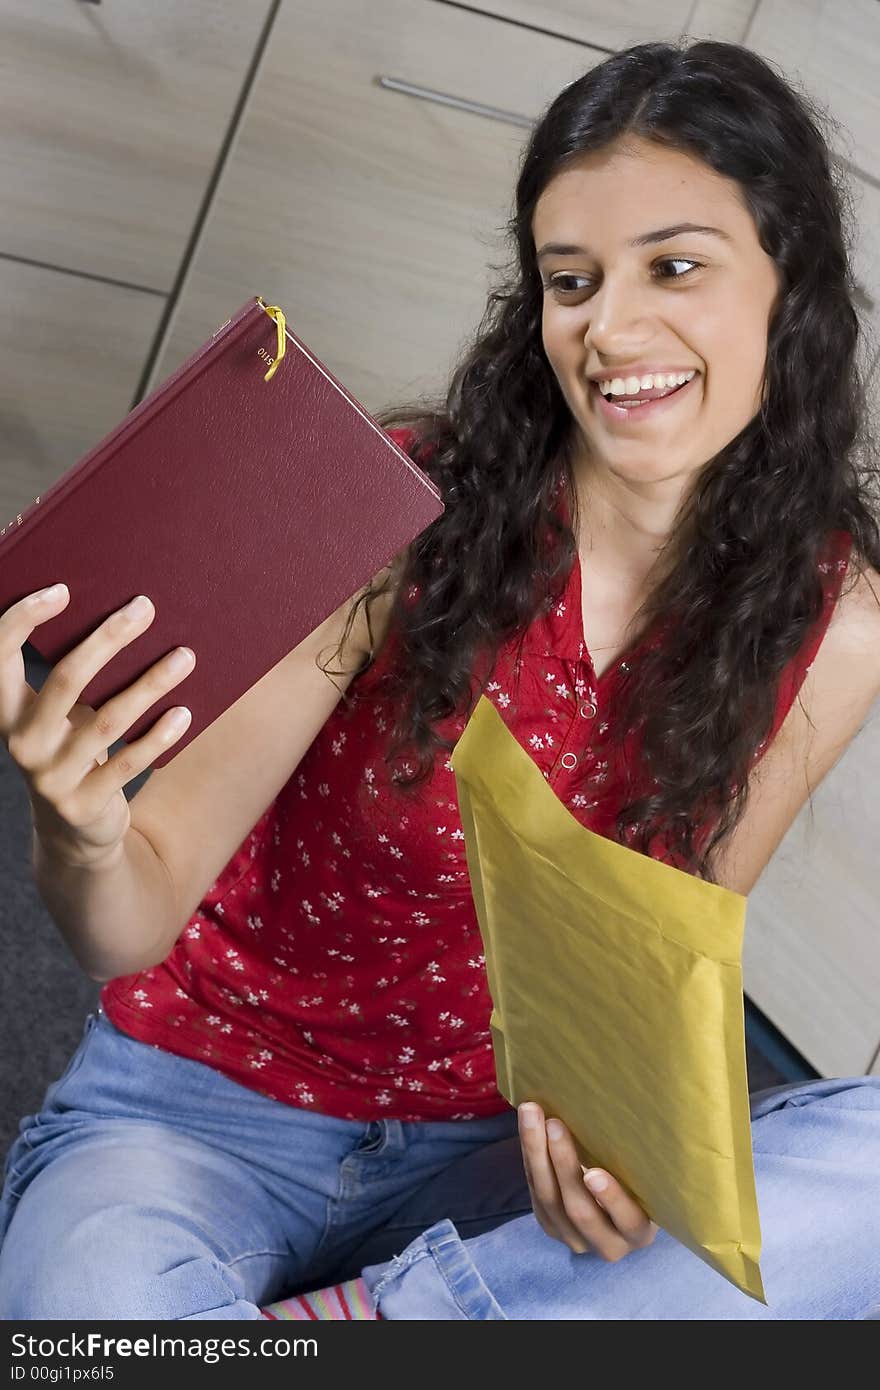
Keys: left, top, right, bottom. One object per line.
{"left": 568, "top": 450, "right": 688, "bottom": 587}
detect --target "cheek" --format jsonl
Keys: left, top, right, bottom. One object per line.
{"left": 705, "top": 290, "right": 771, "bottom": 396}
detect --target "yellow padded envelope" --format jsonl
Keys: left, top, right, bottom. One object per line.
{"left": 451, "top": 694, "right": 766, "bottom": 1304}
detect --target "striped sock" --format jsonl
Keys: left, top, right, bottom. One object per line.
{"left": 261, "top": 1276, "right": 381, "bottom": 1320}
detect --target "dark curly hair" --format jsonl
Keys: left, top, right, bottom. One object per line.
{"left": 325, "top": 38, "right": 880, "bottom": 882}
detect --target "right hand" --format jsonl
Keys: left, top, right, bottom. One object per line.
{"left": 1, "top": 585, "right": 196, "bottom": 868}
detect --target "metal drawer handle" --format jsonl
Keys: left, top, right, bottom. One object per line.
{"left": 376, "top": 75, "right": 533, "bottom": 130}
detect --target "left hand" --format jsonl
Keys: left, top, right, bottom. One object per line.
{"left": 518, "top": 1102, "right": 659, "bottom": 1260}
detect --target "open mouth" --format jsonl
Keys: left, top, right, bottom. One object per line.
{"left": 591, "top": 373, "right": 699, "bottom": 422}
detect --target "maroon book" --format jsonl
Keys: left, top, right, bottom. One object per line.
{"left": 0, "top": 296, "right": 443, "bottom": 767}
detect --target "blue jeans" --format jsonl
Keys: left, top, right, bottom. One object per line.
{"left": 1, "top": 1008, "right": 878, "bottom": 1319}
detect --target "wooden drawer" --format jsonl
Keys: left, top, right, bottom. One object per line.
{"left": 454, "top": 1, "right": 757, "bottom": 48}
{"left": 0, "top": 261, "right": 164, "bottom": 522}
{"left": 0, "top": 0, "right": 272, "bottom": 290}
{"left": 747, "top": 0, "right": 880, "bottom": 187}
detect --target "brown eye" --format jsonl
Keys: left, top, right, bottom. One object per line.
{"left": 545, "top": 274, "right": 592, "bottom": 296}
{"left": 653, "top": 258, "right": 701, "bottom": 279}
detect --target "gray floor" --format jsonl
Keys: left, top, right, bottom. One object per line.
{"left": 1, "top": 645, "right": 787, "bottom": 1171}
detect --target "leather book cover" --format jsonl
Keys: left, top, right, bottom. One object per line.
{"left": 0, "top": 296, "right": 443, "bottom": 767}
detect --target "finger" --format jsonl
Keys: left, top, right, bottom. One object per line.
{"left": 10, "top": 594, "right": 156, "bottom": 769}
{"left": 519, "top": 1105, "right": 590, "bottom": 1255}
{"left": 545, "top": 1119, "right": 632, "bottom": 1260}
{"left": 0, "top": 584, "right": 71, "bottom": 733}
{"left": 581, "top": 1164, "right": 659, "bottom": 1248}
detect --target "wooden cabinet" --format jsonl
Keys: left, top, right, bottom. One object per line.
{"left": 148, "top": 0, "right": 608, "bottom": 410}
{"left": 0, "top": 0, "right": 273, "bottom": 290}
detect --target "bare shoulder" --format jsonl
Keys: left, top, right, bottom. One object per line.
{"left": 708, "top": 554, "right": 880, "bottom": 895}
{"left": 822, "top": 557, "right": 880, "bottom": 668}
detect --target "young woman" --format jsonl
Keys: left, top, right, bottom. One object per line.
{"left": 1, "top": 39, "right": 879, "bottom": 1321}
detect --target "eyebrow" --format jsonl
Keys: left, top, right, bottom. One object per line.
{"left": 535, "top": 223, "right": 733, "bottom": 260}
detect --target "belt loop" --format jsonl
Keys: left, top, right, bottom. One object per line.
{"left": 385, "top": 1119, "right": 405, "bottom": 1151}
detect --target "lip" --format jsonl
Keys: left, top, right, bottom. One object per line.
{"left": 590, "top": 373, "right": 699, "bottom": 425}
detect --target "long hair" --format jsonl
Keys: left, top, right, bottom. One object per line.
{"left": 325, "top": 39, "right": 880, "bottom": 882}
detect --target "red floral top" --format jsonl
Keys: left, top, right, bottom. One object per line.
{"left": 101, "top": 429, "right": 853, "bottom": 1120}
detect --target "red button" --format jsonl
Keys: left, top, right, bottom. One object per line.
{"left": 579, "top": 700, "right": 597, "bottom": 718}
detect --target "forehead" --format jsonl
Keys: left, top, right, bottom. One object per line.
{"left": 532, "top": 138, "right": 751, "bottom": 247}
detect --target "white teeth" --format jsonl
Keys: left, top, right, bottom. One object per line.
{"left": 597, "top": 369, "right": 696, "bottom": 396}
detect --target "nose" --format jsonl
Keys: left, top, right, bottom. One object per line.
{"left": 585, "top": 274, "right": 652, "bottom": 356}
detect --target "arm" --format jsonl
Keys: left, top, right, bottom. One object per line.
{"left": 708, "top": 562, "right": 880, "bottom": 895}
{"left": 33, "top": 563, "right": 402, "bottom": 982}
{"left": 32, "top": 823, "right": 178, "bottom": 982}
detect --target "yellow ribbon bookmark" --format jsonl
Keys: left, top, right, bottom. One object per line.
{"left": 256, "top": 296, "right": 287, "bottom": 382}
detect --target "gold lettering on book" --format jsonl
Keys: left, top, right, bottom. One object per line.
{"left": 1, "top": 496, "right": 41, "bottom": 537}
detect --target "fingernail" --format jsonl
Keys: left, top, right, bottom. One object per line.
{"left": 546, "top": 1119, "right": 564, "bottom": 1141}
{"left": 34, "top": 583, "right": 68, "bottom": 602}
{"left": 519, "top": 1104, "right": 539, "bottom": 1130}
{"left": 584, "top": 1170, "right": 608, "bottom": 1192}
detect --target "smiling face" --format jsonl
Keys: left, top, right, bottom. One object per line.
{"left": 532, "top": 136, "right": 780, "bottom": 491}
